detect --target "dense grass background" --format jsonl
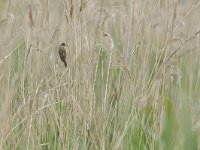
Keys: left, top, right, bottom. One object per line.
{"left": 0, "top": 0, "right": 200, "bottom": 149}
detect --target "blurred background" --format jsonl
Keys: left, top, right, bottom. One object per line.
{"left": 0, "top": 0, "right": 200, "bottom": 149}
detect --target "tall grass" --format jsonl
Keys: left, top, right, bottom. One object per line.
{"left": 0, "top": 0, "right": 200, "bottom": 149}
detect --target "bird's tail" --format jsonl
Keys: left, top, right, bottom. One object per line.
{"left": 64, "top": 60, "right": 67, "bottom": 67}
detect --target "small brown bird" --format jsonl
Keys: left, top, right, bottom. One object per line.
{"left": 58, "top": 43, "right": 67, "bottom": 67}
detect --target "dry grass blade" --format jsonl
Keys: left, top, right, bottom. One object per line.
{"left": 0, "top": 41, "right": 25, "bottom": 64}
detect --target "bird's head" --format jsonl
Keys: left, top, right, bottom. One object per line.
{"left": 60, "top": 43, "right": 68, "bottom": 49}
{"left": 60, "top": 43, "right": 66, "bottom": 46}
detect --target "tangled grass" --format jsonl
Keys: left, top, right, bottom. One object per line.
{"left": 0, "top": 0, "right": 200, "bottom": 149}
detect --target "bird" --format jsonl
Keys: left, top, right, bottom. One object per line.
{"left": 58, "top": 43, "right": 67, "bottom": 67}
